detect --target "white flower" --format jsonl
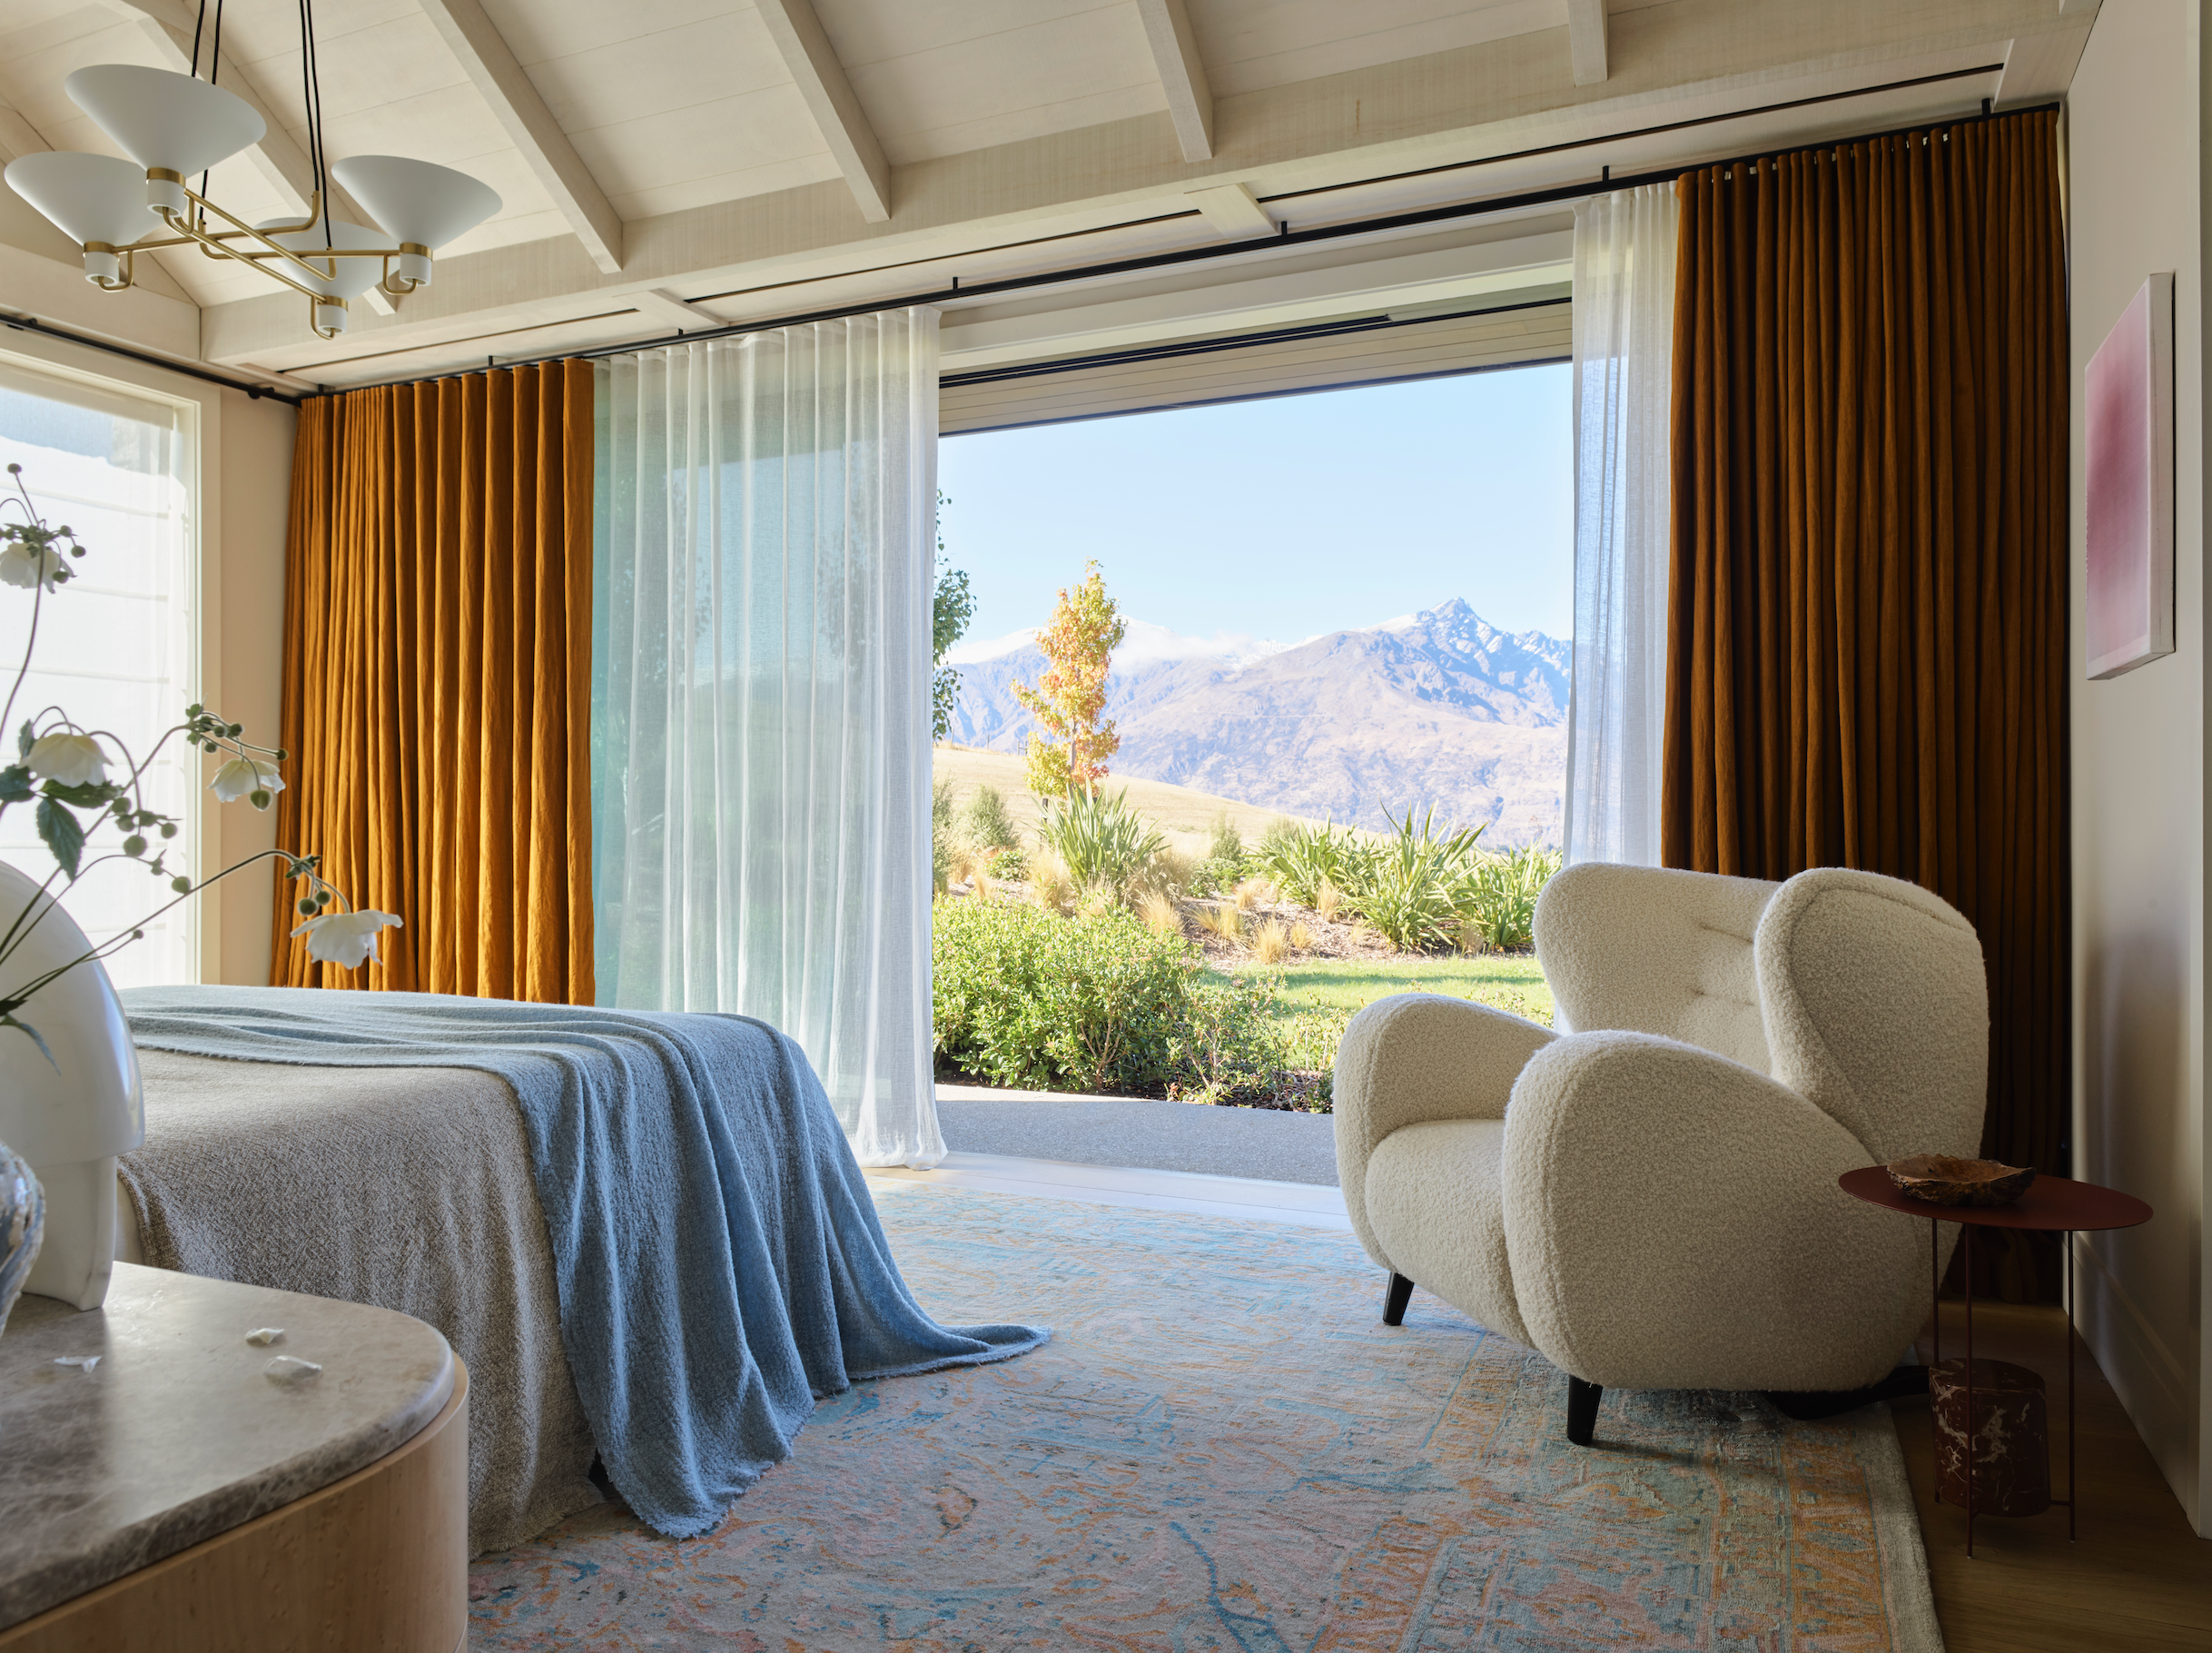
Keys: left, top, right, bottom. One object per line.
{"left": 291, "top": 908, "right": 403, "bottom": 969}
{"left": 0, "top": 542, "right": 64, "bottom": 591}
{"left": 210, "top": 757, "right": 285, "bottom": 807}
{"left": 25, "top": 732, "right": 108, "bottom": 787}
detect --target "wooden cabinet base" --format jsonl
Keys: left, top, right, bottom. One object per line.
{"left": 1, "top": 1360, "right": 469, "bottom": 1653}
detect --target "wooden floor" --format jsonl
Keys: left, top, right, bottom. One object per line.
{"left": 1896, "top": 1303, "right": 2211, "bottom": 1651}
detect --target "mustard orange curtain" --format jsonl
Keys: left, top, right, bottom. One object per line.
{"left": 271, "top": 361, "right": 595, "bottom": 1003}
{"left": 1664, "top": 112, "right": 2068, "bottom": 1299}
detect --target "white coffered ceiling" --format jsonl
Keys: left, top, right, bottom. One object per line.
{"left": 0, "top": 0, "right": 2100, "bottom": 390}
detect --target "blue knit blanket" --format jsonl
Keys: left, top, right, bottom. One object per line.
{"left": 122, "top": 986, "right": 1046, "bottom": 1538}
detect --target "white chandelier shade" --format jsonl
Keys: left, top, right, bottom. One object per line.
{"left": 258, "top": 215, "right": 394, "bottom": 336}
{"left": 5, "top": 62, "right": 504, "bottom": 341}
{"left": 64, "top": 64, "right": 263, "bottom": 216}
{"left": 2, "top": 153, "right": 148, "bottom": 283}
{"left": 330, "top": 155, "right": 501, "bottom": 288}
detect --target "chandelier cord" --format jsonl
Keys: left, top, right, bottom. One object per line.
{"left": 192, "top": 0, "right": 225, "bottom": 225}
{"left": 299, "top": 0, "right": 330, "bottom": 250}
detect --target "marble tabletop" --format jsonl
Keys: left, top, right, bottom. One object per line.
{"left": 0, "top": 1262, "right": 454, "bottom": 1629}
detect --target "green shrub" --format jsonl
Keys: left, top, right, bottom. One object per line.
{"left": 1189, "top": 812, "right": 1249, "bottom": 896}
{"left": 932, "top": 778, "right": 955, "bottom": 896}
{"left": 1164, "top": 973, "right": 1294, "bottom": 1106}
{"left": 958, "top": 782, "right": 1026, "bottom": 878}
{"left": 1278, "top": 1005, "right": 1350, "bottom": 1112}
{"left": 1256, "top": 817, "right": 1369, "bottom": 907}
{"left": 932, "top": 901, "right": 1293, "bottom": 1101}
{"left": 1452, "top": 845, "right": 1562, "bottom": 953}
{"left": 1033, "top": 786, "right": 1166, "bottom": 899}
{"left": 1348, "top": 807, "right": 1486, "bottom": 952}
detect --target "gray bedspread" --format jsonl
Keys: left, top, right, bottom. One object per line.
{"left": 120, "top": 1050, "right": 600, "bottom": 1556}
{"left": 121, "top": 986, "right": 1047, "bottom": 1544}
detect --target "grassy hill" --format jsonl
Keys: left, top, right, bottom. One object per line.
{"left": 933, "top": 743, "right": 1337, "bottom": 861}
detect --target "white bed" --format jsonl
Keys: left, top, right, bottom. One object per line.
{"left": 116, "top": 1048, "right": 602, "bottom": 1556}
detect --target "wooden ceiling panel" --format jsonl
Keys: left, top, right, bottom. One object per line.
{"left": 1195, "top": 0, "right": 1565, "bottom": 98}
{"left": 835, "top": 0, "right": 1164, "bottom": 164}
{"left": 513, "top": 8, "right": 791, "bottom": 136}
{"left": 241, "top": 11, "right": 469, "bottom": 125}
{"left": 823, "top": 0, "right": 1138, "bottom": 69}
{"left": 476, "top": 0, "right": 736, "bottom": 70}
{"left": 565, "top": 82, "right": 837, "bottom": 212}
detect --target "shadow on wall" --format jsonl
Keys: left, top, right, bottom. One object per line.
{"left": 2078, "top": 930, "right": 2192, "bottom": 1431}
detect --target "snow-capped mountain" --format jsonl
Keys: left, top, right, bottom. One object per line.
{"left": 941, "top": 599, "right": 1570, "bottom": 845}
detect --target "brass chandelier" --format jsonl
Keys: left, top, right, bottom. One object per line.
{"left": 4, "top": 0, "right": 499, "bottom": 341}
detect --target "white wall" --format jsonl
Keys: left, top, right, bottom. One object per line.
{"left": 0, "top": 328, "right": 296, "bottom": 989}
{"left": 2066, "top": 0, "right": 2212, "bottom": 1537}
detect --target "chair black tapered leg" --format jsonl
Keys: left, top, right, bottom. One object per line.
{"left": 1565, "top": 1377, "right": 1603, "bottom": 1446}
{"left": 1762, "top": 1364, "right": 1930, "bottom": 1421}
{"left": 1381, "top": 1272, "right": 1415, "bottom": 1326}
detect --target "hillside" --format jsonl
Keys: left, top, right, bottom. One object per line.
{"left": 933, "top": 746, "right": 1329, "bottom": 863}
{"left": 942, "top": 599, "right": 1569, "bottom": 845}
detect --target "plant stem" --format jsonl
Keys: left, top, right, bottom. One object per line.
{"left": 0, "top": 849, "right": 303, "bottom": 1015}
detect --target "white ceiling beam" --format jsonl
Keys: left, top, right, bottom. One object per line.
{"left": 1186, "top": 183, "right": 1272, "bottom": 240}
{"left": 1135, "top": 0, "right": 1214, "bottom": 163}
{"left": 1567, "top": 0, "right": 1609, "bottom": 86}
{"left": 196, "top": 6, "right": 2051, "bottom": 374}
{"left": 629, "top": 289, "right": 724, "bottom": 332}
{"left": 108, "top": 1, "right": 394, "bottom": 313}
{"left": 753, "top": 0, "right": 891, "bottom": 223}
{"left": 0, "top": 86, "right": 49, "bottom": 167}
{"left": 415, "top": 0, "right": 625, "bottom": 273}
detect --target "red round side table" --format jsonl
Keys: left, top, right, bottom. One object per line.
{"left": 1839, "top": 1167, "right": 2152, "bottom": 1557}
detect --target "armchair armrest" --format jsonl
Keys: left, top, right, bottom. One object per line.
{"left": 1499, "top": 1030, "right": 1935, "bottom": 1393}
{"left": 1333, "top": 993, "right": 1554, "bottom": 1272}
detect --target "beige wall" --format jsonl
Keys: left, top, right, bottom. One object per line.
{"left": 202, "top": 386, "right": 295, "bottom": 986}
{"left": 0, "top": 329, "right": 296, "bottom": 989}
{"left": 2066, "top": 0, "right": 2211, "bottom": 1537}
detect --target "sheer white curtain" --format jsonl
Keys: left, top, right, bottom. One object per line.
{"left": 1564, "top": 184, "right": 1678, "bottom": 866}
{"left": 592, "top": 309, "right": 943, "bottom": 1167}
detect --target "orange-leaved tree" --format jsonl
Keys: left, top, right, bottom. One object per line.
{"left": 1014, "top": 560, "right": 1125, "bottom": 797}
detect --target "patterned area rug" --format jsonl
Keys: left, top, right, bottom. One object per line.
{"left": 469, "top": 1182, "right": 1940, "bottom": 1651}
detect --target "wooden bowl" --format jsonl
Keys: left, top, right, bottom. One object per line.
{"left": 1886, "top": 1155, "right": 2037, "bottom": 1207}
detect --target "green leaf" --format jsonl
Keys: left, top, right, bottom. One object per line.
{"left": 35, "top": 797, "right": 84, "bottom": 878}
{"left": 0, "top": 1011, "right": 57, "bottom": 1070}
{"left": 39, "top": 778, "right": 120, "bottom": 809}
{"left": 0, "top": 766, "right": 31, "bottom": 803}
{"left": 15, "top": 721, "right": 31, "bottom": 761}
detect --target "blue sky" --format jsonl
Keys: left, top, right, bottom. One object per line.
{"left": 937, "top": 362, "right": 1573, "bottom": 651}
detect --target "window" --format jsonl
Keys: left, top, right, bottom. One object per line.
{"left": 0, "top": 358, "right": 198, "bottom": 989}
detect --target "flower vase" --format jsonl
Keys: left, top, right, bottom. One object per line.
{"left": 0, "top": 858, "right": 143, "bottom": 1311}
{"left": 0, "top": 1143, "right": 42, "bottom": 1339}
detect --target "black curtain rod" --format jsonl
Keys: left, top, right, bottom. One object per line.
{"left": 353, "top": 86, "right": 2046, "bottom": 395}
{"left": 0, "top": 311, "right": 306, "bottom": 405}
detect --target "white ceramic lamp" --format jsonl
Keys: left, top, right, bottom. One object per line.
{"left": 3, "top": 152, "right": 153, "bottom": 284}
{"left": 330, "top": 154, "right": 500, "bottom": 288}
{"left": 0, "top": 860, "right": 144, "bottom": 1312}
{"left": 64, "top": 64, "right": 263, "bottom": 218}
{"left": 257, "top": 216, "right": 390, "bottom": 335}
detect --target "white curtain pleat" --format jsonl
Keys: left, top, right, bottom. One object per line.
{"left": 591, "top": 309, "right": 943, "bottom": 1167}
{"left": 1564, "top": 184, "right": 1678, "bottom": 867}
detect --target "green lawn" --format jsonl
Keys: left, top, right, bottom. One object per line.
{"left": 1208, "top": 954, "right": 1555, "bottom": 1027}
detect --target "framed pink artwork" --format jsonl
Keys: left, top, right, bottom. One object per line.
{"left": 2085, "top": 272, "right": 2175, "bottom": 680}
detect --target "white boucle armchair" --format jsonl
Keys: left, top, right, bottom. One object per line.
{"left": 1333, "top": 862, "right": 1989, "bottom": 1445}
